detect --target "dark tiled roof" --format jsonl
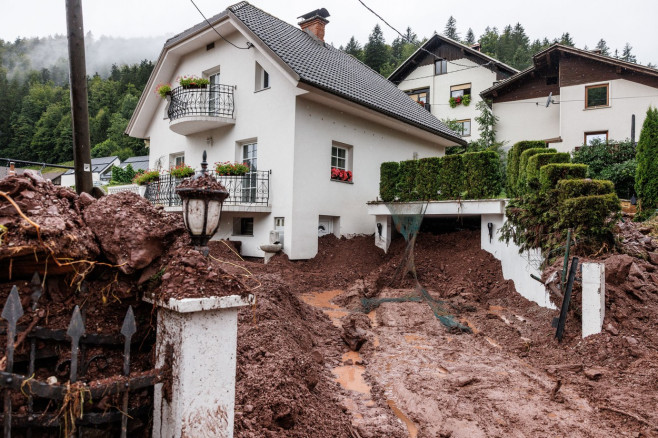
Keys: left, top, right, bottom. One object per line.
{"left": 121, "top": 155, "right": 149, "bottom": 172}
{"left": 63, "top": 156, "right": 118, "bottom": 175}
{"left": 165, "top": 11, "right": 229, "bottom": 48}
{"left": 228, "top": 3, "right": 465, "bottom": 145}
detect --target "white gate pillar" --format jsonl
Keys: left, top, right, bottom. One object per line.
{"left": 375, "top": 215, "right": 392, "bottom": 253}
{"left": 148, "top": 294, "right": 254, "bottom": 438}
{"left": 582, "top": 263, "right": 605, "bottom": 338}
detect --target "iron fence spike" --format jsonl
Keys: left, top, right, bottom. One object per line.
{"left": 120, "top": 306, "right": 137, "bottom": 339}
{"left": 30, "top": 271, "right": 40, "bottom": 287}
{"left": 2, "top": 285, "right": 24, "bottom": 326}
{"left": 67, "top": 305, "right": 85, "bottom": 341}
{"left": 30, "top": 272, "right": 43, "bottom": 310}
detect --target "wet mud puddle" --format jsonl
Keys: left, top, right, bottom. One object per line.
{"left": 300, "top": 289, "right": 418, "bottom": 438}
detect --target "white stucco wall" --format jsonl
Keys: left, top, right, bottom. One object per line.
{"left": 559, "top": 78, "right": 658, "bottom": 151}
{"left": 289, "top": 97, "right": 446, "bottom": 259}
{"left": 493, "top": 96, "right": 561, "bottom": 150}
{"left": 396, "top": 58, "right": 501, "bottom": 142}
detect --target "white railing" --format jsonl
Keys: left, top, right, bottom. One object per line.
{"left": 107, "top": 184, "right": 146, "bottom": 196}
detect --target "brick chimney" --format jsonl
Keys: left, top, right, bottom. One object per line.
{"left": 298, "top": 8, "right": 330, "bottom": 42}
{"left": 471, "top": 43, "right": 481, "bottom": 52}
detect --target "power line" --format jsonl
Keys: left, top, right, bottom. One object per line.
{"left": 190, "top": 0, "right": 251, "bottom": 50}
{"left": 355, "top": 0, "right": 481, "bottom": 69}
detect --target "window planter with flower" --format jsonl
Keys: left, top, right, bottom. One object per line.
{"left": 215, "top": 162, "right": 250, "bottom": 176}
{"left": 155, "top": 83, "right": 171, "bottom": 99}
{"left": 331, "top": 167, "right": 353, "bottom": 183}
{"left": 178, "top": 75, "right": 210, "bottom": 89}
{"left": 133, "top": 170, "right": 161, "bottom": 185}
{"left": 169, "top": 163, "right": 195, "bottom": 179}
{"left": 449, "top": 94, "right": 471, "bottom": 108}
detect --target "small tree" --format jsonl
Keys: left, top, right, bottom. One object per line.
{"left": 621, "top": 43, "right": 637, "bottom": 63}
{"left": 443, "top": 16, "right": 459, "bottom": 40}
{"left": 465, "top": 28, "right": 475, "bottom": 45}
{"left": 595, "top": 39, "right": 610, "bottom": 56}
{"left": 636, "top": 106, "right": 658, "bottom": 218}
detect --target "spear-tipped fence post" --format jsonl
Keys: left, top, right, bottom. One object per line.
{"left": 28, "top": 272, "right": 42, "bottom": 438}
{"left": 120, "top": 306, "right": 136, "bottom": 438}
{"left": 2, "top": 286, "right": 24, "bottom": 437}
{"left": 67, "top": 306, "right": 85, "bottom": 383}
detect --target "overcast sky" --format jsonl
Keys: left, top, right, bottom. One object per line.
{"left": 1, "top": 0, "right": 657, "bottom": 66}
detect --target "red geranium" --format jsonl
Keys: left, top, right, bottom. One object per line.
{"left": 330, "top": 167, "right": 353, "bottom": 182}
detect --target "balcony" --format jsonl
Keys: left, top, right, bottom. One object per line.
{"left": 168, "top": 85, "right": 235, "bottom": 135}
{"left": 144, "top": 170, "right": 271, "bottom": 213}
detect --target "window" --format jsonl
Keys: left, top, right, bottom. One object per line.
{"left": 450, "top": 83, "right": 471, "bottom": 99}
{"left": 170, "top": 153, "right": 184, "bottom": 168}
{"left": 455, "top": 119, "right": 471, "bottom": 136}
{"left": 585, "top": 84, "right": 609, "bottom": 108}
{"left": 233, "top": 217, "right": 254, "bottom": 236}
{"left": 241, "top": 142, "right": 257, "bottom": 202}
{"left": 406, "top": 88, "right": 430, "bottom": 111}
{"left": 435, "top": 59, "right": 447, "bottom": 75}
{"left": 255, "top": 62, "right": 270, "bottom": 91}
{"left": 330, "top": 142, "right": 353, "bottom": 182}
{"left": 208, "top": 72, "right": 221, "bottom": 115}
{"left": 585, "top": 131, "right": 608, "bottom": 145}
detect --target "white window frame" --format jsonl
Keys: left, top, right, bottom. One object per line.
{"left": 170, "top": 153, "right": 185, "bottom": 168}
{"left": 455, "top": 119, "right": 471, "bottom": 137}
{"left": 255, "top": 62, "right": 270, "bottom": 92}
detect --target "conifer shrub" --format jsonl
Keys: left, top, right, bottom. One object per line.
{"left": 558, "top": 193, "right": 620, "bottom": 239}
{"left": 539, "top": 163, "right": 588, "bottom": 191}
{"left": 379, "top": 162, "right": 399, "bottom": 202}
{"left": 437, "top": 154, "right": 464, "bottom": 199}
{"left": 462, "top": 151, "right": 502, "bottom": 199}
{"left": 506, "top": 140, "right": 546, "bottom": 197}
{"left": 556, "top": 179, "right": 615, "bottom": 201}
{"left": 517, "top": 148, "right": 556, "bottom": 194}
{"left": 396, "top": 159, "right": 420, "bottom": 201}
{"left": 414, "top": 157, "right": 442, "bottom": 200}
{"left": 526, "top": 152, "right": 570, "bottom": 191}
{"left": 635, "top": 106, "right": 658, "bottom": 218}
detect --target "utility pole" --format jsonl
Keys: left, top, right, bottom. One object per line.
{"left": 66, "top": 0, "right": 93, "bottom": 194}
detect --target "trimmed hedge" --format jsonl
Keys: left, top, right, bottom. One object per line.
{"left": 396, "top": 160, "right": 419, "bottom": 201}
{"left": 414, "top": 157, "right": 442, "bottom": 200}
{"left": 506, "top": 140, "right": 546, "bottom": 197}
{"left": 526, "top": 152, "right": 570, "bottom": 190}
{"left": 558, "top": 192, "right": 621, "bottom": 237}
{"left": 636, "top": 106, "right": 658, "bottom": 217}
{"left": 462, "top": 151, "right": 501, "bottom": 199}
{"left": 539, "top": 163, "right": 588, "bottom": 191}
{"left": 517, "top": 148, "right": 556, "bottom": 194}
{"left": 437, "top": 154, "right": 465, "bottom": 199}
{"left": 556, "top": 179, "right": 615, "bottom": 201}
{"left": 379, "top": 162, "right": 399, "bottom": 202}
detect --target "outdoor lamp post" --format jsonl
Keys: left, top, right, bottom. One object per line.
{"left": 175, "top": 150, "right": 228, "bottom": 255}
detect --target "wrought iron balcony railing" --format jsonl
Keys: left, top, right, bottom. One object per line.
{"left": 144, "top": 170, "right": 270, "bottom": 208}
{"left": 167, "top": 85, "right": 235, "bottom": 120}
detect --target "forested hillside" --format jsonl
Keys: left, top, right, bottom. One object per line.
{"left": 340, "top": 17, "right": 654, "bottom": 77}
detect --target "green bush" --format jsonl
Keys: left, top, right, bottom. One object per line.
{"left": 396, "top": 160, "right": 419, "bottom": 201}
{"left": 379, "top": 162, "right": 399, "bottom": 202}
{"left": 462, "top": 151, "right": 502, "bottom": 199}
{"left": 526, "top": 152, "right": 570, "bottom": 190}
{"left": 110, "top": 164, "right": 136, "bottom": 185}
{"left": 600, "top": 159, "right": 637, "bottom": 199}
{"left": 539, "top": 163, "right": 588, "bottom": 191}
{"left": 438, "top": 154, "right": 464, "bottom": 199}
{"left": 636, "top": 106, "right": 658, "bottom": 217}
{"left": 558, "top": 193, "right": 620, "bottom": 239}
{"left": 556, "top": 179, "right": 615, "bottom": 201}
{"left": 517, "top": 148, "right": 555, "bottom": 194}
{"left": 506, "top": 140, "right": 546, "bottom": 197}
{"left": 414, "top": 157, "right": 442, "bottom": 200}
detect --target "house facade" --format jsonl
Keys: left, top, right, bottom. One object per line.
{"left": 126, "top": 2, "right": 464, "bottom": 260}
{"left": 388, "top": 35, "right": 517, "bottom": 141}
{"left": 481, "top": 44, "right": 658, "bottom": 152}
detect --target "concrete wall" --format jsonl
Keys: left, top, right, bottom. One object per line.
{"left": 396, "top": 58, "right": 500, "bottom": 142}
{"left": 493, "top": 95, "right": 560, "bottom": 150}
{"left": 559, "top": 78, "right": 658, "bottom": 151}
{"left": 290, "top": 97, "right": 446, "bottom": 259}
{"left": 481, "top": 213, "right": 554, "bottom": 308}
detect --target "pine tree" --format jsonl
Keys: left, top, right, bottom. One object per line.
{"left": 647, "top": 62, "right": 657, "bottom": 69}
{"left": 344, "top": 36, "right": 363, "bottom": 61}
{"left": 635, "top": 106, "right": 658, "bottom": 217}
{"left": 363, "top": 24, "right": 389, "bottom": 74}
{"left": 465, "top": 28, "right": 475, "bottom": 45}
{"left": 444, "top": 16, "right": 459, "bottom": 40}
{"left": 403, "top": 26, "right": 418, "bottom": 45}
{"left": 595, "top": 39, "right": 610, "bottom": 56}
{"left": 478, "top": 27, "right": 499, "bottom": 58}
{"left": 621, "top": 43, "right": 637, "bottom": 63}
{"left": 559, "top": 32, "right": 575, "bottom": 47}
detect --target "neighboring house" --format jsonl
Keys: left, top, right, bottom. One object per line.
{"left": 388, "top": 35, "right": 517, "bottom": 141}
{"left": 126, "top": 2, "right": 464, "bottom": 260}
{"left": 120, "top": 155, "right": 150, "bottom": 173}
{"left": 41, "top": 170, "right": 66, "bottom": 185}
{"left": 481, "top": 44, "right": 658, "bottom": 151}
{"left": 60, "top": 156, "right": 120, "bottom": 187}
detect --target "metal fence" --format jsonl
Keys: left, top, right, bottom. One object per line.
{"left": 168, "top": 85, "right": 235, "bottom": 120}
{"left": 0, "top": 273, "right": 162, "bottom": 436}
{"left": 144, "top": 170, "right": 270, "bottom": 208}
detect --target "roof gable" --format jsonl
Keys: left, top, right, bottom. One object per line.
{"left": 388, "top": 34, "right": 518, "bottom": 84}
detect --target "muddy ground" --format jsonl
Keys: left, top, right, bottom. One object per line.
{"left": 212, "top": 220, "right": 658, "bottom": 438}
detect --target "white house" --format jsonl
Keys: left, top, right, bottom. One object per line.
{"left": 60, "top": 156, "right": 120, "bottom": 187}
{"left": 388, "top": 35, "right": 517, "bottom": 141}
{"left": 481, "top": 44, "right": 658, "bottom": 152}
{"left": 126, "top": 2, "right": 465, "bottom": 260}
